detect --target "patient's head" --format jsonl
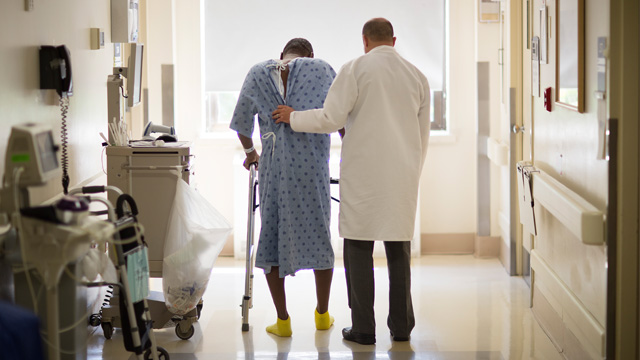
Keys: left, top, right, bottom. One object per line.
{"left": 281, "top": 38, "right": 314, "bottom": 59}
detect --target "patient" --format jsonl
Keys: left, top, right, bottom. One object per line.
{"left": 230, "top": 38, "right": 337, "bottom": 336}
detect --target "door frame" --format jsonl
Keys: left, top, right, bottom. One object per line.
{"left": 608, "top": 0, "right": 640, "bottom": 357}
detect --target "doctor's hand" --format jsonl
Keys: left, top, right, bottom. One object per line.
{"left": 272, "top": 105, "right": 294, "bottom": 124}
{"left": 243, "top": 151, "right": 259, "bottom": 170}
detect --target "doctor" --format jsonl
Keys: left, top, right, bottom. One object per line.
{"left": 272, "top": 18, "right": 430, "bottom": 345}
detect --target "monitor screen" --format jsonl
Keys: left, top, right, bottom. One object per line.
{"left": 127, "top": 43, "right": 144, "bottom": 107}
{"left": 36, "top": 131, "right": 58, "bottom": 173}
{"left": 5, "top": 124, "right": 60, "bottom": 186}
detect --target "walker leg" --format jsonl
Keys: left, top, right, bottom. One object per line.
{"left": 241, "top": 164, "right": 258, "bottom": 332}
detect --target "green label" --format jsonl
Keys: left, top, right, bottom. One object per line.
{"left": 11, "top": 154, "right": 30, "bottom": 163}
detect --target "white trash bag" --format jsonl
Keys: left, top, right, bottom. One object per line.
{"left": 163, "top": 179, "right": 232, "bottom": 315}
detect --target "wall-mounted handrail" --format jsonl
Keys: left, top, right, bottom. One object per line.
{"left": 487, "top": 137, "right": 508, "bottom": 166}
{"left": 532, "top": 171, "right": 605, "bottom": 245}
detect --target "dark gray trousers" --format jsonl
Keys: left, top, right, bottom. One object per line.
{"left": 343, "top": 239, "right": 415, "bottom": 337}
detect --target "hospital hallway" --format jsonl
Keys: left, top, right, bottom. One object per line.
{"left": 87, "top": 255, "right": 562, "bottom": 360}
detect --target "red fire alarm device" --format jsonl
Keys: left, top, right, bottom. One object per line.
{"left": 543, "top": 87, "right": 552, "bottom": 112}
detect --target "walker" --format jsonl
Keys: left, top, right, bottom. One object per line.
{"left": 240, "top": 164, "right": 339, "bottom": 331}
{"left": 74, "top": 185, "right": 169, "bottom": 360}
{"left": 241, "top": 163, "right": 259, "bottom": 331}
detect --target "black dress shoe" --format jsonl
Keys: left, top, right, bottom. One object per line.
{"left": 342, "top": 327, "right": 376, "bottom": 345}
{"left": 390, "top": 331, "right": 410, "bottom": 341}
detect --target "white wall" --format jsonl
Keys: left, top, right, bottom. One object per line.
{"left": 419, "top": 0, "right": 477, "bottom": 235}
{"left": 0, "top": 2, "right": 113, "bottom": 203}
{"left": 475, "top": 8, "right": 502, "bottom": 239}
{"left": 174, "top": 0, "right": 205, "bottom": 142}
{"left": 145, "top": 0, "right": 175, "bottom": 130}
{"left": 532, "top": 0, "right": 608, "bottom": 324}
{"left": 525, "top": 0, "right": 609, "bottom": 357}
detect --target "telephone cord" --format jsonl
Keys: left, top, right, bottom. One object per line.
{"left": 60, "top": 96, "right": 70, "bottom": 194}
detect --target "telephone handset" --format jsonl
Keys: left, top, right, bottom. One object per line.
{"left": 39, "top": 45, "right": 73, "bottom": 97}
{"left": 39, "top": 44, "right": 73, "bottom": 194}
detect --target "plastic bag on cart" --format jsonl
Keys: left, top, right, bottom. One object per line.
{"left": 163, "top": 179, "right": 232, "bottom": 315}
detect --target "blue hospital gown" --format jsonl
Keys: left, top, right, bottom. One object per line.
{"left": 230, "top": 58, "right": 337, "bottom": 277}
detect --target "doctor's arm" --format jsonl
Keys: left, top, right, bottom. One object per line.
{"left": 275, "top": 67, "right": 357, "bottom": 134}
{"left": 272, "top": 106, "right": 346, "bottom": 138}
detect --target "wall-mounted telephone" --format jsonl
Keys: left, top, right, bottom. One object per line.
{"left": 39, "top": 45, "right": 73, "bottom": 98}
{"left": 39, "top": 45, "right": 73, "bottom": 194}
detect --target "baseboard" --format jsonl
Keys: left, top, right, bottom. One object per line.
{"left": 532, "top": 284, "right": 595, "bottom": 360}
{"left": 421, "top": 233, "right": 475, "bottom": 255}
{"left": 499, "top": 238, "right": 510, "bottom": 274}
{"left": 531, "top": 249, "right": 604, "bottom": 359}
{"left": 474, "top": 235, "right": 500, "bottom": 258}
{"left": 220, "top": 233, "right": 234, "bottom": 256}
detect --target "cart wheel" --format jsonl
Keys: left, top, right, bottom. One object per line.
{"left": 196, "top": 303, "right": 203, "bottom": 319}
{"left": 89, "top": 314, "right": 101, "bottom": 327}
{"left": 101, "top": 322, "right": 114, "bottom": 339}
{"left": 175, "top": 323, "right": 195, "bottom": 340}
{"left": 144, "top": 346, "right": 170, "bottom": 360}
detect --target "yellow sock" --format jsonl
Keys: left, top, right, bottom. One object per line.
{"left": 266, "top": 316, "right": 292, "bottom": 337}
{"left": 315, "top": 309, "right": 334, "bottom": 330}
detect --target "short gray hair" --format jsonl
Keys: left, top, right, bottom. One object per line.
{"left": 362, "top": 18, "right": 394, "bottom": 42}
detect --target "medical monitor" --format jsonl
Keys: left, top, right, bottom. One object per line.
{"left": 5, "top": 123, "right": 60, "bottom": 187}
{"left": 126, "top": 43, "right": 144, "bottom": 107}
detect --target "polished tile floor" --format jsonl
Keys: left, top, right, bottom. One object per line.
{"left": 87, "top": 255, "right": 563, "bottom": 360}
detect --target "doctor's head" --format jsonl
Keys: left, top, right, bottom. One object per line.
{"left": 362, "top": 18, "right": 396, "bottom": 53}
{"left": 281, "top": 38, "right": 314, "bottom": 60}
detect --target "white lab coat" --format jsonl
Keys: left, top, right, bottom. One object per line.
{"left": 290, "top": 46, "right": 430, "bottom": 241}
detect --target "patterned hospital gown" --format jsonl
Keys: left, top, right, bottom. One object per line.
{"left": 230, "top": 58, "right": 337, "bottom": 277}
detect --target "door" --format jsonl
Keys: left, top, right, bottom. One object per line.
{"left": 498, "top": 0, "right": 525, "bottom": 276}
{"left": 519, "top": 0, "right": 534, "bottom": 284}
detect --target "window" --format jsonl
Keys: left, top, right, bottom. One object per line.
{"left": 204, "top": 0, "right": 447, "bottom": 132}
{"left": 205, "top": 91, "right": 239, "bottom": 132}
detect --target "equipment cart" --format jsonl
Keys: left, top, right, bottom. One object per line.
{"left": 102, "top": 143, "right": 199, "bottom": 340}
{"left": 72, "top": 185, "right": 169, "bottom": 359}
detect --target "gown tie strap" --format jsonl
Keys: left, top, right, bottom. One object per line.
{"left": 267, "top": 61, "right": 288, "bottom": 99}
{"left": 262, "top": 132, "right": 276, "bottom": 157}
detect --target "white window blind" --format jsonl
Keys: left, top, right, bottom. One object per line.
{"left": 204, "top": 0, "right": 446, "bottom": 130}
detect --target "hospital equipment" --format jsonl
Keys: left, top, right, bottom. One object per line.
{"left": 1, "top": 123, "right": 75, "bottom": 360}
{"left": 142, "top": 121, "right": 176, "bottom": 141}
{"left": 79, "top": 187, "right": 169, "bottom": 360}
{"left": 1, "top": 123, "right": 167, "bottom": 360}
{"left": 107, "top": 43, "right": 143, "bottom": 144}
{"left": 1, "top": 124, "right": 97, "bottom": 359}
{"left": 104, "top": 142, "right": 199, "bottom": 340}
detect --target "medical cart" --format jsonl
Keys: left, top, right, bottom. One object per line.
{"left": 103, "top": 142, "right": 199, "bottom": 340}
